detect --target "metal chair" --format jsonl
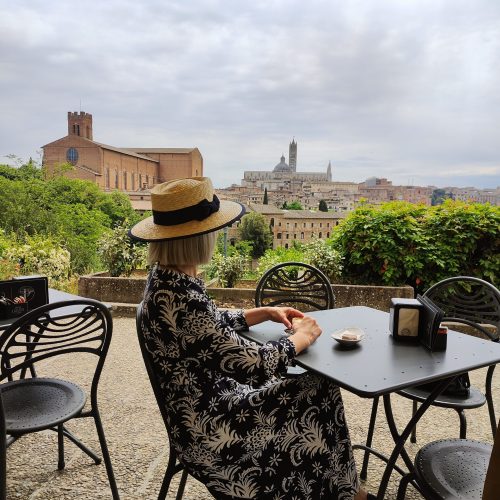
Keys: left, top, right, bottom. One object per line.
{"left": 136, "top": 302, "right": 194, "bottom": 500}
{"left": 359, "top": 276, "right": 499, "bottom": 480}
{"left": 255, "top": 262, "right": 335, "bottom": 376}
{"left": 255, "top": 261, "right": 335, "bottom": 311}
{"left": 397, "top": 419, "right": 500, "bottom": 499}
{"left": 0, "top": 299, "right": 119, "bottom": 499}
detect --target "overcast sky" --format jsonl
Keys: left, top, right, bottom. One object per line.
{"left": 1, "top": 0, "right": 499, "bottom": 189}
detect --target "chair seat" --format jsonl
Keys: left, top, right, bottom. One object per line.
{"left": 415, "top": 439, "right": 492, "bottom": 499}
{"left": 0, "top": 378, "right": 86, "bottom": 434}
{"left": 398, "top": 384, "right": 486, "bottom": 409}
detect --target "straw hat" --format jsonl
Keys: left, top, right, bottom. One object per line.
{"left": 129, "top": 177, "right": 245, "bottom": 242}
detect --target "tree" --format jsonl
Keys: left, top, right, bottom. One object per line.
{"left": 238, "top": 212, "right": 273, "bottom": 258}
{"left": 319, "top": 199, "right": 328, "bottom": 212}
{"left": 263, "top": 188, "right": 268, "bottom": 205}
{"left": 286, "top": 201, "right": 303, "bottom": 210}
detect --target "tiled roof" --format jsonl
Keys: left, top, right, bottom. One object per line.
{"left": 122, "top": 148, "right": 197, "bottom": 154}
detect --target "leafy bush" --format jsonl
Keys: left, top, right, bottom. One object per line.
{"left": 98, "top": 222, "right": 147, "bottom": 277}
{"left": 256, "top": 245, "right": 306, "bottom": 276}
{"left": 3, "top": 235, "right": 71, "bottom": 289}
{"left": 332, "top": 200, "right": 499, "bottom": 291}
{"left": 209, "top": 252, "right": 247, "bottom": 288}
{"left": 303, "top": 239, "right": 343, "bottom": 282}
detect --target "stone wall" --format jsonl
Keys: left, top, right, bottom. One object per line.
{"left": 79, "top": 272, "right": 414, "bottom": 312}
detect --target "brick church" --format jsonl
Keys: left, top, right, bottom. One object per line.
{"left": 42, "top": 112, "right": 203, "bottom": 196}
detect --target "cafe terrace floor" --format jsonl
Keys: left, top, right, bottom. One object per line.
{"left": 5, "top": 316, "right": 499, "bottom": 499}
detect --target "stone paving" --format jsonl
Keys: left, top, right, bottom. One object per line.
{"left": 5, "top": 315, "right": 499, "bottom": 499}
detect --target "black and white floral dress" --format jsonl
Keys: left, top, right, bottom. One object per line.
{"left": 139, "top": 265, "right": 359, "bottom": 499}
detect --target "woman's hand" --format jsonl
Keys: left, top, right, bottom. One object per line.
{"left": 288, "top": 316, "right": 322, "bottom": 354}
{"left": 267, "top": 306, "right": 304, "bottom": 329}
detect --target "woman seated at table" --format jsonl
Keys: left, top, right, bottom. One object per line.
{"left": 131, "top": 177, "right": 370, "bottom": 500}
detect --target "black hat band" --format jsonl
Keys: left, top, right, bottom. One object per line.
{"left": 152, "top": 195, "right": 220, "bottom": 226}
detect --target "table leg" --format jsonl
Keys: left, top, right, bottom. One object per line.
{"left": 376, "top": 376, "right": 455, "bottom": 499}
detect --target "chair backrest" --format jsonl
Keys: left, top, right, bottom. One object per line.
{"left": 255, "top": 262, "right": 335, "bottom": 311}
{"left": 424, "top": 276, "right": 500, "bottom": 340}
{"left": 135, "top": 303, "right": 176, "bottom": 445}
{"left": 0, "top": 299, "right": 113, "bottom": 384}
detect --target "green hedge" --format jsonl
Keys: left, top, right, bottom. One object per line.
{"left": 332, "top": 200, "right": 499, "bottom": 292}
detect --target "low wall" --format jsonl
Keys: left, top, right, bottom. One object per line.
{"left": 79, "top": 273, "right": 414, "bottom": 312}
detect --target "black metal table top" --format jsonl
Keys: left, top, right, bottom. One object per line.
{"left": 241, "top": 306, "right": 500, "bottom": 398}
{"left": 0, "top": 289, "right": 111, "bottom": 330}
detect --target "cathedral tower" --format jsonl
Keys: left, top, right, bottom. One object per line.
{"left": 68, "top": 111, "right": 93, "bottom": 140}
{"left": 288, "top": 138, "right": 297, "bottom": 172}
{"left": 327, "top": 161, "right": 332, "bottom": 181}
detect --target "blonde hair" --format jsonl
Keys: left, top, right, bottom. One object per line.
{"left": 148, "top": 231, "right": 217, "bottom": 267}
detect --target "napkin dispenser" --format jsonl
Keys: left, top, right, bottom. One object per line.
{"left": 389, "top": 298, "right": 422, "bottom": 342}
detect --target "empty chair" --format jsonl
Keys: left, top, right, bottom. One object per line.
{"left": 359, "top": 276, "right": 500, "bottom": 480}
{"left": 255, "top": 261, "right": 335, "bottom": 311}
{"left": 397, "top": 419, "right": 500, "bottom": 499}
{"left": 136, "top": 302, "right": 194, "bottom": 500}
{"left": 0, "top": 299, "right": 119, "bottom": 499}
{"left": 255, "top": 262, "right": 335, "bottom": 377}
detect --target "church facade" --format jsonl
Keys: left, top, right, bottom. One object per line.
{"left": 242, "top": 139, "right": 332, "bottom": 191}
{"left": 42, "top": 112, "right": 203, "bottom": 192}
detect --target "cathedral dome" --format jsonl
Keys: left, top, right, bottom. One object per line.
{"left": 273, "top": 155, "right": 290, "bottom": 172}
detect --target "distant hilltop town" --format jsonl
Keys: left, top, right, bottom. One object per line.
{"left": 42, "top": 112, "right": 499, "bottom": 217}
{"left": 216, "top": 139, "right": 499, "bottom": 211}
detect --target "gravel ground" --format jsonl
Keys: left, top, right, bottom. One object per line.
{"left": 5, "top": 315, "right": 499, "bottom": 499}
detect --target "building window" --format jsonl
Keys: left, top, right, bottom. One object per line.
{"left": 131, "top": 173, "right": 135, "bottom": 190}
{"left": 311, "top": 223, "right": 314, "bottom": 228}
{"left": 336, "top": 221, "right": 339, "bottom": 226}
{"left": 66, "top": 148, "right": 79, "bottom": 165}
{"left": 123, "top": 172, "right": 127, "bottom": 190}
{"left": 319, "top": 232, "right": 322, "bottom": 238}
{"left": 285, "top": 243, "right": 289, "bottom": 249}
{"left": 278, "top": 222, "right": 282, "bottom": 227}
{"left": 320, "top": 223, "right": 323, "bottom": 228}
{"left": 294, "top": 222, "right": 297, "bottom": 228}
{"left": 115, "top": 170, "right": 119, "bottom": 189}
{"left": 139, "top": 174, "right": 142, "bottom": 189}
{"left": 301, "top": 232, "right": 304, "bottom": 239}
{"left": 327, "top": 232, "right": 330, "bottom": 238}
{"left": 294, "top": 234, "right": 297, "bottom": 239}
{"left": 146, "top": 175, "right": 149, "bottom": 187}
{"left": 105, "top": 168, "right": 110, "bottom": 189}
{"left": 286, "top": 234, "right": 289, "bottom": 239}
{"left": 270, "top": 218, "right": 274, "bottom": 227}
{"left": 327, "top": 222, "right": 330, "bottom": 228}
{"left": 277, "top": 233, "right": 282, "bottom": 239}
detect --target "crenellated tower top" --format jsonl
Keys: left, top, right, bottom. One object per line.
{"left": 68, "top": 111, "right": 93, "bottom": 140}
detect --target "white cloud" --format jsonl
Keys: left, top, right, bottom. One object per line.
{"left": 1, "top": 0, "right": 500, "bottom": 189}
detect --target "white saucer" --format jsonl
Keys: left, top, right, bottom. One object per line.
{"left": 331, "top": 327, "right": 365, "bottom": 347}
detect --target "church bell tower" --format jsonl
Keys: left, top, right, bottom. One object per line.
{"left": 288, "top": 139, "right": 297, "bottom": 172}
{"left": 68, "top": 111, "right": 93, "bottom": 140}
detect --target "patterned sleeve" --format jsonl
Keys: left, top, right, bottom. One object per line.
{"left": 179, "top": 302, "right": 295, "bottom": 386}
{"left": 219, "top": 308, "right": 248, "bottom": 331}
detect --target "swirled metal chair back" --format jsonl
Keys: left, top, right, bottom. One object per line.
{"left": 0, "top": 299, "right": 111, "bottom": 383}
{"left": 255, "top": 262, "right": 334, "bottom": 311}
{"left": 424, "top": 276, "right": 500, "bottom": 340}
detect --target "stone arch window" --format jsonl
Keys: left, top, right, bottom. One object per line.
{"left": 319, "top": 232, "right": 322, "bottom": 238}
{"left": 123, "top": 172, "right": 127, "bottom": 190}
{"left": 301, "top": 232, "right": 304, "bottom": 239}
{"left": 139, "top": 174, "right": 142, "bottom": 189}
{"left": 131, "top": 173, "right": 135, "bottom": 191}
{"left": 277, "top": 233, "right": 282, "bottom": 239}
{"left": 286, "top": 234, "right": 289, "bottom": 239}
{"left": 270, "top": 218, "right": 274, "bottom": 227}
{"left": 285, "top": 243, "right": 289, "bottom": 249}
{"left": 105, "top": 168, "right": 110, "bottom": 189}
{"left": 327, "top": 232, "right": 330, "bottom": 238}
{"left": 114, "top": 170, "right": 119, "bottom": 189}
{"left": 294, "top": 234, "right": 297, "bottom": 239}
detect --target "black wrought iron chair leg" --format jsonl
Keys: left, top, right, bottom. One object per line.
{"left": 92, "top": 412, "right": 120, "bottom": 500}
{"left": 396, "top": 472, "right": 414, "bottom": 500}
{"left": 175, "top": 469, "right": 188, "bottom": 500}
{"left": 158, "top": 445, "right": 178, "bottom": 500}
{"left": 410, "top": 400, "right": 418, "bottom": 443}
{"left": 58, "top": 427, "right": 101, "bottom": 464}
{"left": 486, "top": 365, "right": 497, "bottom": 438}
{"left": 57, "top": 423, "right": 65, "bottom": 470}
{"left": 360, "top": 396, "right": 379, "bottom": 480}
{"left": 458, "top": 409, "right": 467, "bottom": 439}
